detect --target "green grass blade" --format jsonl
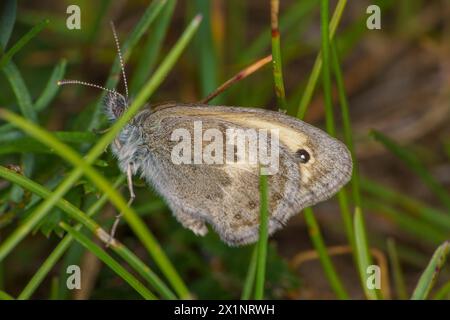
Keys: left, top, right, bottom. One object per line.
{"left": 0, "top": 15, "right": 201, "bottom": 298}
{"left": 354, "top": 207, "right": 379, "bottom": 299}
{"left": 433, "top": 281, "right": 450, "bottom": 300}
{"left": 304, "top": 208, "right": 349, "bottom": 299}
{"left": 241, "top": 0, "right": 316, "bottom": 62}
{"left": 387, "top": 238, "right": 408, "bottom": 299}
{"left": 0, "top": 167, "right": 175, "bottom": 300}
{"left": 0, "top": 19, "right": 49, "bottom": 70}
{"left": 270, "top": 0, "right": 287, "bottom": 110}
{"left": 364, "top": 199, "right": 447, "bottom": 246}
{"left": 297, "top": 0, "right": 347, "bottom": 119}
{"left": 241, "top": 246, "right": 258, "bottom": 300}
{"left": 0, "top": 131, "right": 97, "bottom": 154}
{"left": 299, "top": 1, "right": 349, "bottom": 300}
{"left": 49, "top": 277, "right": 59, "bottom": 300}
{"left": 411, "top": 241, "right": 449, "bottom": 300}
{"left": 129, "top": 0, "right": 176, "bottom": 95}
{"left": 0, "top": 0, "right": 17, "bottom": 48}
{"left": 87, "top": 0, "right": 168, "bottom": 130}
{"left": 331, "top": 40, "right": 361, "bottom": 208}
{"left": 362, "top": 179, "right": 450, "bottom": 232}
{"left": 193, "top": 0, "right": 219, "bottom": 103}
{"left": 254, "top": 170, "right": 269, "bottom": 300}
{"left": 60, "top": 222, "right": 157, "bottom": 300}
{"left": 371, "top": 131, "right": 450, "bottom": 211}
{"left": 34, "top": 59, "right": 67, "bottom": 111}
{"left": 0, "top": 290, "right": 14, "bottom": 300}
{"left": 17, "top": 176, "right": 123, "bottom": 300}
{"left": 3, "top": 62, "right": 37, "bottom": 122}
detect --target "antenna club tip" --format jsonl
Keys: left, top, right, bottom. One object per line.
{"left": 56, "top": 80, "right": 62, "bottom": 86}
{"left": 194, "top": 14, "right": 203, "bottom": 24}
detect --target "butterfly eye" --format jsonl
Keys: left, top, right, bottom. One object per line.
{"left": 296, "top": 149, "right": 310, "bottom": 164}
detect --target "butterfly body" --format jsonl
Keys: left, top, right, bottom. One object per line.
{"left": 108, "top": 100, "right": 352, "bottom": 246}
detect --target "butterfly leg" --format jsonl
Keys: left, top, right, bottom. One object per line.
{"left": 107, "top": 162, "right": 135, "bottom": 246}
{"left": 174, "top": 209, "right": 208, "bottom": 236}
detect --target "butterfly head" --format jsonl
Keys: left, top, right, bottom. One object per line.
{"left": 57, "top": 21, "right": 130, "bottom": 124}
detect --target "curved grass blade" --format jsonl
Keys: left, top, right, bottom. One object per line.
{"left": 0, "top": 131, "right": 97, "bottom": 155}
{"left": 0, "top": 290, "right": 14, "bottom": 300}
{"left": 0, "top": 167, "right": 175, "bottom": 299}
{"left": 241, "top": 246, "right": 258, "bottom": 300}
{"left": 433, "top": 281, "right": 450, "bottom": 300}
{"left": 35, "top": 59, "right": 67, "bottom": 112}
{"left": 371, "top": 131, "right": 450, "bottom": 211}
{"left": 387, "top": 238, "right": 408, "bottom": 299}
{"left": 3, "top": 62, "right": 37, "bottom": 122}
{"left": 354, "top": 207, "right": 379, "bottom": 299}
{"left": 270, "top": 0, "right": 287, "bottom": 110}
{"left": 193, "top": 0, "right": 220, "bottom": 103}
{"left": 411, "top": 241, "right": 449, "bottom": 300}
{"left": 362, "top": 178, "right": 450, "bottom": 232}
{"left": 0, "top": 15, "right": 201, "bottom": 299}
{"left": 87, "top": 0, "right": 168, "bottom": 130}
{"left": 254, "top": 170, "right": 269, "bottom": 300}
{"left": 241, "top": 0, "right": 316, "bottom": 62}
{"left": 304, "top": 208, "right": 349, "bottom": 299}
{"left": 60, "top": 222, "right": 156, "bottom": 300}
{"left": 0, "top": 19, "right": 49, "bottom": 70}
{"left": 0, "top": 0, "right": 17, "bottom": 49}
{"left": 130, "top": 0, "right": 176, "bottom": 95}
{"left": 296, "top": 0, "right": 347, "bottom": 119}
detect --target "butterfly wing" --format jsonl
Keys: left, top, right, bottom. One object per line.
{"left": 131, "top": 104, "right": 352, "bottom": 246}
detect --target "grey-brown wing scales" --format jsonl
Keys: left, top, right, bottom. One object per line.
{"left": 138, "top": 107, "right": 304, "bottom": 246}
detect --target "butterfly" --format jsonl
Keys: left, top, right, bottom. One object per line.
{"left": 58, "top": 22, "right": 352, "bottom": 246}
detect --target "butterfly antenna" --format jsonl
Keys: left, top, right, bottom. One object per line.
{"left": 110, "top": 21, "right": 129, "bottom": 100}
{"left": 57, "top": 79, "right": 126, "bottom": 101}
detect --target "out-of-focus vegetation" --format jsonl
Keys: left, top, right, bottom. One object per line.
{"left": 0, "top": 0, "right": 449, "bottom": 300}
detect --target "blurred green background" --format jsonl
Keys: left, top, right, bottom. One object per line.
{"left": 0, "top": 0, "right": 449, "bottom": 300}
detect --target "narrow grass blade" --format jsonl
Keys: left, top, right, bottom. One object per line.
{"left": 411, "top": 241, "right": 449, "bottom": 300}
{"left": 364, "top": 199, "right": 447, "bottom": 246}
{"left": 299, "top": 1, "right": 350, "bottom": 300}
{"left": 387, "top": 238, "right": 408, "bottom": 299}
{"left": 331, "top": 41, "right": 361, "bottom": 207}
{"left": 241, "top": 246, "right": 258, "bottom": 300}
{"left": 0, "top": 290, "right": 14, "bottom": 300}
{"left": 371, "top": 131, "right": 450, "bottom": 211}
{"left": 319, "top": 0, "right": 335, "bottom": 135}
{"left": 3, "top": 62, "right": 37, "bottom": 122}
{"left": 362, "top": 179, "right": 450, "bottom": 232}
{"left": 17, "top": 176, "right": 122, "bottom": 300}
{"left": 304, "top": 208, "right": 349, "bottom": 299}
{"left": 433, "top": 281, "right": 450, "bottom": 300}
{"left": 0, "top": 131, "right": 97, "bottom": 154}
{"left": 60, "top": 222, "right": 157, "bottom": 300}
{"left": 130, "top": 0, "right": 176, "bottom": 95}
{"left": 242, "top": 0, "right": 316, "bottom": 62}
{"left": 354, "top": 207, "right": 379, "bottom": 299}
{"left": 0, "top": 19, "right": 49, "bottom": 70}
{"left": 193, "top": 0, "right": 219, "bottom": 103}
{"left": 87, "top": 0, "right": 168, "bottom": 130}
{"left": 49, "top": 277, "right": 59, "bottom": 300}
{"left": 270, "top": 0, "right": 287, "bottom": 110}
{"left": 201, "top": 55, "right": 272, "bottom": 104}
{"left": 0, "top": 0, "right": 17, "bottom": 48}
{"left": 0, "top": 15, "right": 201, "bottom": 299}
{"left": 34, "top": 59, "right": 67, "bottom": 111}
{"left": 297, "top": 0, "right": 347, "bottom": 119}
{"left": 254, "top": 170, "right": 269, "bottom": 300}
{"left": 0, "top": 169, "right": 175, "bottom": 300}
